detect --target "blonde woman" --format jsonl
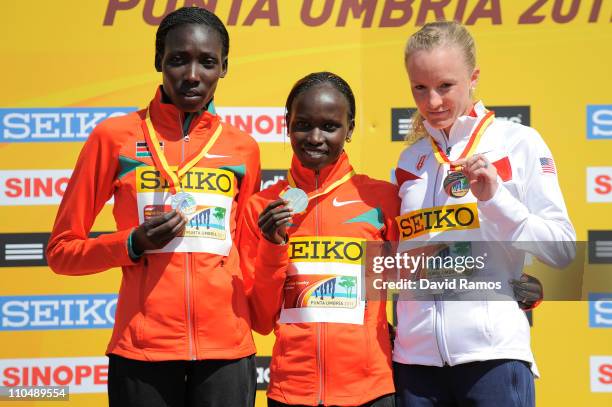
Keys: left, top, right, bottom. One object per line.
{"left": 393, "top": 21, "right": 575, "bottom": 406}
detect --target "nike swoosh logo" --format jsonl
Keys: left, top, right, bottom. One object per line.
{"left": 332, "top": 197, "right": 362, "bottom": 207}
{"left": 204, "top": 153, "right": 230, "bottom": 159}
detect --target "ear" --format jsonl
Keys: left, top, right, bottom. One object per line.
{"left": 220, "top": 57, "right": 228, "bottom": 78}
{"left": 346, "top": 119, "right": 355, "bottom": 141}
{"left": 155, "top": 54, "right": 162, "bottom": 73}
{"left": 470, "top": 67, "right": 480, "bottom": 90}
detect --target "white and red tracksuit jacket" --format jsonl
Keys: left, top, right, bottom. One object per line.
{"left": 393, "top": 101, "right": 575, "bottom": 375}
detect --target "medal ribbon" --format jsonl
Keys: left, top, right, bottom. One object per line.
{"left": 429, "top": 110, "right": 495, "bottom": 171}
{"left": 143, "top": 106, "right": 223, "bottom": 194}
{"left": 284, "top": 169, "right": 356, "bottom": 200}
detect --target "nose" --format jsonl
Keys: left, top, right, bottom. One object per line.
{"left": 185, "top": 62, "right": 200, "bottom": 83}
{"left": 427, "top": 89, "right": 443, "bottom": 109}
{"left": 306, "top": 128, "right": 325, "bottom": 145}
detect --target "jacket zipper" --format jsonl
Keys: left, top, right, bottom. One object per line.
{"left": 433, "top": 129, "right": 450, "bottom": 366}
{"left": 186, "top": 252, "right": 195, "bottom": 360}
{"left": 179, "top": 113, "right": 196, "bottom": 360}
{"left": 314, "top": 172, "right": 324, "bottom": 405}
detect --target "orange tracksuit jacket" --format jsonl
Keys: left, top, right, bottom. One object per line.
{"left": 47, "top": 87, "right": 260, "bottom": 361}
{"left": 238, "top": 152, "right": 399, "bottom": 406}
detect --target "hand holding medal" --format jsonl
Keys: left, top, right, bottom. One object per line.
{"left": 258, "top": 169, "right": 355, "bottom": 244}
{"left": 429, "top": 110, "right": 496, "bottom": 200}
{"left": 258, "top": 199, "right": 293, "bottom": 245}
{"left": 451, "top": 154, "right": 498, "bottom": 201}
{"left": 131, "top": 210, "right": 187, "bottom": 255}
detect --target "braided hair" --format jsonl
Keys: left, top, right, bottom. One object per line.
{"left": 285, "top": 72, "right": 356, "bottom": 127}
{"left": 155, "top": 6, "right": 229, "bottom": 71}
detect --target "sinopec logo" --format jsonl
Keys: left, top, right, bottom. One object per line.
{"left": 0, "top": 108, "right": 136, "bottom": 143}
{"left": 0, "top": 170, "right": 71, "bottom": 206}
{"left": 587, "top": 105, "right": 612, "bottom": 139}
{"left": 217, "top": 107, "right": 285, "bottom": 143}
{"left": 590, "top": 356, "right": 612, "bottom": 392}
{"left": 0, "top": 294, "right": 117, "bottom": 331}
{"left": 0, "top": 357, "right": 108, "bottom": 393}
{"left": 589, "top": 293, "right": 612, "bottom": 328}
{"left": 0, "top": 170, "right": 116, "bottom": 207}
{"left": 261, "top": 170, "right": 286, "bottom": 190}
{"left": 586, "top": 167, "right": 612, "bottom": 203}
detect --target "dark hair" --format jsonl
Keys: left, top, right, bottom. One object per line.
{"left": 285, "top": 72, "right": 356, "bottom": 126}
{"left": 155, "top": 7, "right": 229, "bottom": 71}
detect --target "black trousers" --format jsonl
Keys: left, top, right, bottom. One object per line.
{"left": 108, "top": 354, "right": 256, "bottom": 407}
{"left": 267, "top": 394, "right": 395, "bottom": 407}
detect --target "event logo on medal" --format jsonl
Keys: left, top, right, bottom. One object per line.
{"left": 443, "top": 170, "right": 470, "bottom": 198}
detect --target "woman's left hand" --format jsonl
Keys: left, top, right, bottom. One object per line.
{"left": 451, "top": 154, "right": 498, "bottom": 201}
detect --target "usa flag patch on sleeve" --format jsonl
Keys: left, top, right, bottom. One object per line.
{"left": 539, "top": 157, "right": 556, "bottom": 174}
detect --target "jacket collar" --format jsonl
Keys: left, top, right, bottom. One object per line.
{"left": 148, "top": 86, "right": 220, "bottom": 141}
{"left": 424, "top": 101, "right": 487, "bottom": 147}
{"left": 289, "top": 151, "right": 354, "bottom": 194}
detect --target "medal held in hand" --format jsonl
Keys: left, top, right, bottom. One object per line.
{"left": 443, "top": 170, "right": 470, "bottom": 198}
{"left": 142, "top": 104, "right": 223, "bottom": 217}
{"left": 280, "top": 187, "right": 308, "bottom": 214}
{"left": 282, "top": 167, "right": 356, "bottom": 214}
{"left": 428, "top": 110, "right": 495, "bottom": 198}
{"left": 170, "top": 191, "right": 197, "bottom": 216}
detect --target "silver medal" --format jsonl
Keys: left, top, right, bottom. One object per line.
{"left": 170, "top": 191, "right": 197, "bottom": 216}
{"left": 280, "top": 188, "right": 308, "bottom": 213}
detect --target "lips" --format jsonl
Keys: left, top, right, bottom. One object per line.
{"left": 181, "top": 89, "right": 202, "bottom": 99}
{"left": 428, "top": 110, "right": 449, "bottom": 116}
{"left": 303, "top": 147, "right": 327, "bottom": 158}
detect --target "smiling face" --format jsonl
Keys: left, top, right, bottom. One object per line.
{"left": 405, "top": 45, "right": 479, "bottom": 134}
{"left": 160, "top": 23, "right": 227, "bottom": 112}
{"left": 288, "top": 83, "right": 354, "bottom": 171}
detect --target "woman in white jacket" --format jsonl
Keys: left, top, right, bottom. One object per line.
{"left": 393, "top": 21, "right": 575, "bottom": 407}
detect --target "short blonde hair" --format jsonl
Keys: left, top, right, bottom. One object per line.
{"left": 404, "top": 21, "right": 476, "bottom": 144}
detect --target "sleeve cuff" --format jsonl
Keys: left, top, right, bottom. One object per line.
{"left": 127, "top": 229, "right": 143, "bottom": 262}
{"left": 256, "top": 238, "right": 289, "bottom": 279}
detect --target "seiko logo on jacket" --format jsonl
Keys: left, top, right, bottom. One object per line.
{"left": 136, "top": 167, "right": 234, "bottom": 196}
{"left": 288, "top": 237, "right": 364, "bottom": 264}
{"left": 396, "top": 203, "right": 479, "bottom": 240}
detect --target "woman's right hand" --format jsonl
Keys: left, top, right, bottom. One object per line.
{"left": 131, "top": 210, "right": 187, "bottom": 254}
{"left": 258, "top": 199, "right": 293, "bottom": 244}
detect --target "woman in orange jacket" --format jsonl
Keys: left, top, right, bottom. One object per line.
{"left": 238, "top": 72, "right": 398, "bottom": 407}
{"left": 47, "top": 7, "right": 260, "bottom": 407}
{"left": 238, "top": 71, "right": 544, "bottom": 407}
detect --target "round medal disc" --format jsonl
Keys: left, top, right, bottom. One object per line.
{"left": 170, "top": 192, "right": 197, "bottom": 216}
{"left": 443, "top": 171, "right": 470, "bottom": 198}
{"left": 280, "top": 188, "right": 309, "bottom": 213}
